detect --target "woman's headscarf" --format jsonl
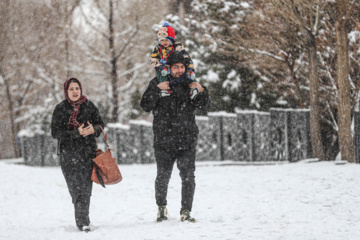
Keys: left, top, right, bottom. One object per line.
{"left": 64, "top": 78, "right": 88, "bottom": 129}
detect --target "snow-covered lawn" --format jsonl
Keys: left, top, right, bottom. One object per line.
{"left": 1, "top": 159, "right": 360, "bottom": 240}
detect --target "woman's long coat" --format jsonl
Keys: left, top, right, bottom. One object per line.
{"left": 51, "top": 100, "right": 104, "bottom": 203}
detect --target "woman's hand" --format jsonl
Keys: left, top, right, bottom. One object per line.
{"left": 78, "top": 124, "right": 85, "bottom": 136}
{"left": 83, "top": 121, "right": 95, "bottom": 136}
{"left": 78, "top": 121, "right": 95, "bottom": 137}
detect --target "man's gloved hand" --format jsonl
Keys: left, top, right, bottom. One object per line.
{"left": 189, "top": 87, "right": 199, "bottom": 100}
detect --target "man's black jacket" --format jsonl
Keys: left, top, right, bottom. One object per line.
{"left": 140, "top": 76, "right": 210, "bottom": 150}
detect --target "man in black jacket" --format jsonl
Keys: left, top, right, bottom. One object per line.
{"left": 140, "top": 51, "right": 210, "bottom": 222}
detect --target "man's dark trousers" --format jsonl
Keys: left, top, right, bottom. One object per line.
{"left": 154, "top": 146, "right": 196, "bottom": 214}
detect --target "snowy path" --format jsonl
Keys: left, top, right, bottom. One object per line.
{"left": 1, "top": 159, "right": 360, "bottom": 240}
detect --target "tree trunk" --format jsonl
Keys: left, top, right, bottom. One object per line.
{"left": 1, "top": 0, "right": 20, "bottom": 158}
{"left": 335, "top": 20, "right": 354, "bottom": 162}
{"left": 64, "top": 0, "right": 81, "bottom": 78}
{"left": 304, "top": 29, "right": 325, "bottom": 160}
{"left": 178, "top": 0, "right": 185, "bottom": 25}
{"left": 4, "top": 78, "right": 21, "bottom": 158}
{"left": 169, "top": 0, "right": 192, "bottom": 23}
{"left": 65, "top": 10, "right": 70, "bottom": 79}
{"left": 64, "top": 0, "right": 72, "bottom": 79}
{"left": 108, "top": 0, "right": 119, "bottom": 122}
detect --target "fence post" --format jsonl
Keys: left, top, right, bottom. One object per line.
{"left": 22, "top": 136, "right": 30, "bottom": 165}
{"left": 195, "top": 116, "right": 212, "bottom": 161}
{"left": 108, "top": 123, "right": 133, "bottom": 164}
{"left": 129, "top": 120, "right": 154, "bottom": 164}
{"left": 287, "top": 110, "right": 312, "bottom": 162}
{"left": 270, "top": 109, "right": 289, "bottom": 161}
{"left": 236, "top": 111, "right": 255, "bottom": 161}
{"left": 221, "top": 113, "right": 238, "bottom": 160}
{"left": 253, "top": 112, "right": 271, "bottom": 161}
{"left": 42, "top": 135, "right": 58, "bottom": 166}
{"left": 208, "top": 112, "right": 237, "bottom": 161}
{"left": 270, "top": 108, "right": 312, "bottom": 162}
{"left": 23, "top": 135, "right": 43, "bottom": 166}
{"left": 236, "top": 110, "right": 270, "bottom": 161}
{"left": 139, "top": 122, "right": 155, "bottom": 163}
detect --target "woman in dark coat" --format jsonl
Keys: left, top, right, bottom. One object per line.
{"left": 51, "top": 78, "right": 104, "bottom": 232}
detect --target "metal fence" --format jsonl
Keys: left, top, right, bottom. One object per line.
{"left": 22, "top": 108, "right": 314, "bottom": 166}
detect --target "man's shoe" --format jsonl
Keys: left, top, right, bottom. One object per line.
{"left": 80, "top": 225, "right": 91, "bottom": 232}
{"left": 157, "top": 206, "right": 168, "bottom": 222}
{"left": 180, "top": 210, "right": 196, "bottom": 222}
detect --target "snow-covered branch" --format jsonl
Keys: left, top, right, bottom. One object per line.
{"left": 239, "top": 46, "right": 285, "bottom": 62}
{"left": 78, "top": 3, "right": 109, "bottom": 39}
{"left": 115, "top": 26, "right": 139, "bottom": 61}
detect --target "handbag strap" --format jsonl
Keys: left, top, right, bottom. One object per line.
{"left": 97, "top": 125, "right": 111, "bottom": 149}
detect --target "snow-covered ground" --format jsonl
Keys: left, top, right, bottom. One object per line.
{"left": 1, "top": 159, "right": 360, "bottom": 240}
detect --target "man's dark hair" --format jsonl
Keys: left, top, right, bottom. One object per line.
{"left": 167, "top": 51, "right": 185, "bottom": 67}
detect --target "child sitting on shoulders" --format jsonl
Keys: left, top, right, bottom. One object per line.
{"left": 150, "top": 21, "right": 197, "bottom": 84}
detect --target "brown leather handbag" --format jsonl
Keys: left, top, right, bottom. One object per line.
{"left": 91, "top": 125, "right": 122, "bottom": 188}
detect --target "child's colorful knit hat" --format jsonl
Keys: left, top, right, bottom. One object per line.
{"left": 157, "top": 21, "right": 175, "bottom": 44}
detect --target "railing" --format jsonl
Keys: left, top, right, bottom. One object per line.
{"left": 22, "top": 108, "right": 313, "bottom": 166}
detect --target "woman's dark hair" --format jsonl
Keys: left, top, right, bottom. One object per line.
{"left": 68, "top": 78, "right": 80, "bottom": 85}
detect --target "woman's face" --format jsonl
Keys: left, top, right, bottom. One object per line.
{"left": 67, "top": 82, "right": 81, "bottom": 101}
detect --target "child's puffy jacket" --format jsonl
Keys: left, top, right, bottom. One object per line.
{"left": 150, "top": 41, "right": 195, "bottom": 73}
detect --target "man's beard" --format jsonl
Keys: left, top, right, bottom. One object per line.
{"left": 169, "top": 72, "right": 188, "bottom": 87}
{"left": 174, "top": 71, "right": 184, "bottom": 77}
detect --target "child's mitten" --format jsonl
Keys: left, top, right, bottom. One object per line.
{"left": 161, "top": 65, "right": 170, "bottom": 76}
{"left": 187, "top": 70, "right": 196, "bottom": 81}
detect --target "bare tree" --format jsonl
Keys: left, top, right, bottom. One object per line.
{"left": 74, "top": 0, "right": 165, "bottom": 122}
{"left": 0, "top": 0, "right": 80, "bottom": 157}
{"left": 0, "top": 0, "right": 36, "bottom": 157}
{"left": 0, "top": 1, "right": 39, "bottom": 157}
{"left": 212, "top": 0, "right": 325, "bottom": 159}
{"left": 255, "top": 0, "right": 325, "bottom": 160}
{"left": 332, "top": 0, "right": 357, "bottom": 162}
{"left": 169, "top": 0, "right": 193, "bottom": 24}
{"left": 63, "top": 0, "right": 81, "bottom": 78}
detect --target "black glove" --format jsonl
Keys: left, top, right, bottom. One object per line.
{"left": 189, "top": 87, "right": 199, "bottom": 100}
